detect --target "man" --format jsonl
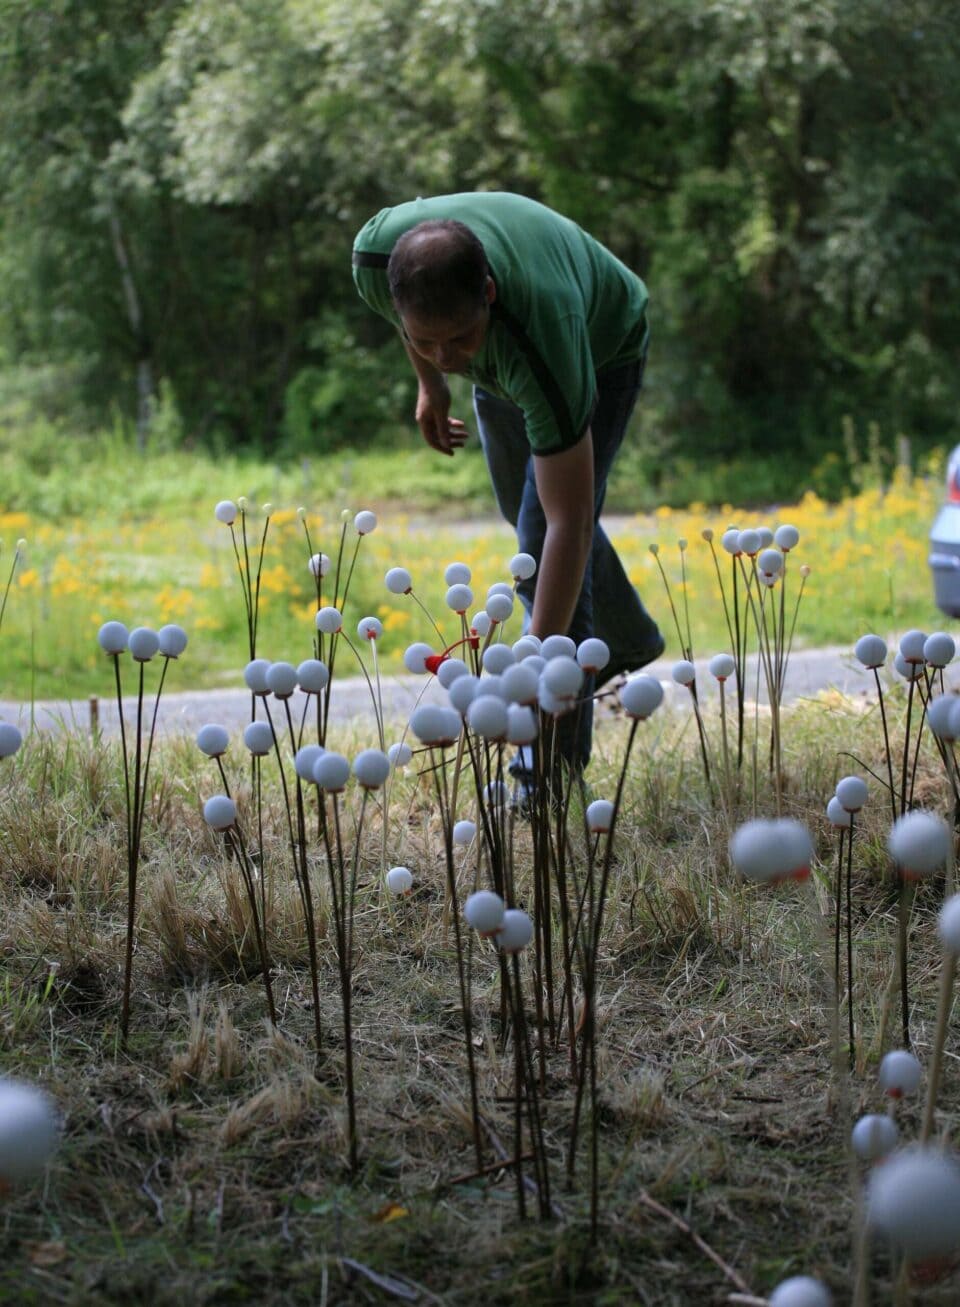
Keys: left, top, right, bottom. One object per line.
{"left": 352, "top": 191, "right": 663, "bottom": 780}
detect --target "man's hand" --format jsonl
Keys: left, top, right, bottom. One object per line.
{"left": 415, "top": 379, "right": 469, "bottom": 457}
{"left": 530, "top": 432, "right": 595, "bottom": 638}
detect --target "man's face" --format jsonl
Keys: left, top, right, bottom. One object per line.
{"left": 400, "top": 278, "right": 495, "bottom": 374}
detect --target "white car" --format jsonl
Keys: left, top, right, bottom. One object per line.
{"left": 930, "top": 445, "right": 960, "bottom": 617}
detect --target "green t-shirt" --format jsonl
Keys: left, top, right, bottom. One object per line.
{"left": 352, "top": 192, "right": 649, "bottom": 455}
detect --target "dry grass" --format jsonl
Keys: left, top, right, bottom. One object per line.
{"left": 2, "top": 689, "right": 960, "bottom": 1305}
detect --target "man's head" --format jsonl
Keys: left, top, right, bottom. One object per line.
{"left": 388, "top": 219, "right": 495, "bottom": 373}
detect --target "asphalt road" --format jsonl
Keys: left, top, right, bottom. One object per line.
{"left": 0, "top": 644, "right": 939, "bottom": 744}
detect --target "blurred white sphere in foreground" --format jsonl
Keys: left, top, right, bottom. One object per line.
{"left": 867, "top": 1145, "right": 960, "bottom": 1260}
{"left": 388, "top": 741, "right": 413, "bottom": 768}
{"left": 487, "top": 582, "right": 514, "bottom": 601}
{"left": 758, "top": 548, "right": 783, "bottom": 577}
{"left": 926, "top": 694, "right": 960, "bottom": 741}
{"left": 888, "top": 811, "right": 951, "bottom": 878}
{"left": 721, "top": 527, "right": 740, "bottom": 554}
{"left": 203, "top": 795, "right": 236, "bottom": 830}
{"left": 730, "top": 818, "right": 813, "bottom": 884}
{"left": 878, "top": 1049, "right": 922, "bottom": 1098}
{"left": 736, "top": 528, "right": 760, "bottom": 556}
{"left": 0, "top": 723, "right": 22, "bottom": 758}
{"left": 938, "top": 894, "right": 960, "bottom": 953}
{"left": 0, "top": 1078, "right": 59, "bottom": 1183}
{"left": 769, "top": 1276, "right": 832, "bottom": 1307}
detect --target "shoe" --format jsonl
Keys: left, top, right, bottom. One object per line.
{"left": 595, "top": 632, "right": 666, "bottom": 692}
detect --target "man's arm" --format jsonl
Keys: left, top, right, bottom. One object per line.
{"left": 402, "top": 341, "right": 468, "bottom": 457}
{"left": 530, "top": 432, "right": 595, "bottom": 638}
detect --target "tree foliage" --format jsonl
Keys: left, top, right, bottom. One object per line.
{"left": 0, "top": 0, "right": 956, "bottom": 492}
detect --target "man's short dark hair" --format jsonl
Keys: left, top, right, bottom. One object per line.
{"left": 388, "top": 220, "right": 489, "bottom": 319}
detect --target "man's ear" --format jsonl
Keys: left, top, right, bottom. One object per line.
{"left": 485, "top": 276, "right": 497, "bottom": 306}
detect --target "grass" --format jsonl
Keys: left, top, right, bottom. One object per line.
{"left": 0, "top": 456, "right": 949, "bottom": 702}
{"left": 2, "top": 685, "right": 960, "bottom": 1304}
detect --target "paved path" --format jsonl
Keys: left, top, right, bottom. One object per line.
{"left": 0, "top": 645, "right": 940, "bottom": 743}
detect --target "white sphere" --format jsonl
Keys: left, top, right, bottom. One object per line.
{"left": 730, "top": 818, "right": 813, "bottom": 884}
{"left": 128, "top": 627, "right": 159, "bottom": 662}
{"left": 308, "top": 553, "right": 331, "bottom": 578}
{"left": 403, "top": 642, "right": 434, "bottom": 674}
{"left": 437, "top": 658, "right": 469, "bottom": 688}
{"left": 297, "top": 659, "right": 329, "bottom": 694}
{"left": 888, "top": 811, "right": 951, "bottom": 877}
{"left": 0, "top": 723, "right": 22, "bottom": 759}
{"left": 353, "top": 748, "right": 390, "bottom": 789}
{"left": 453, "top": 819, "right": 477, "bottom": 846}
{"left": 826, "top": 796, "right": 852, "bottom": 828}
{"left": 385, "top": 566, "right": 412, "bottom": 594}
{"left": 497, "top": 909, "right": 534, "bottom": 954}
{"left": 774, "top": 524, "right": 800, "bottom": 551}
{"left": 203, "top": 795, "right": 237, "bottom": 830}
{"left": 196, "top": 723, "right": 229, "bottom": 758}
{"left": 471, "top": 612, "right": 492, "bottom": 637}
{"left": 736, "top": 528, "right": 761, "bottom": 556}
{"left": 619, "top": 675, "right": 664, "bottom": 719}
{"left": 758, "top": 548, "right": 783, "bottom": 576}
{"left": 486, "top": 592, "right": 514, "bottom": 623}
{"left": 214, "top": 500, "right": 237, "bottom": 525}
{"left": 855, "top": 634, "right": 887, "bottom": 668}
{"left": 386, "top": 866, "right": 413, "bottom": 895}
{"left": 721, "top": 527, "right": 740, "bottom": 555}
{"left": 924, "top": 632, "right": 956, "bottom": 668}
{"left": 835, "top": 775, "right": 868, "bottom": 812}
{"left": 448, "top": 675, "right": 481, "bottom": 716}
{"left": 294, "top": 744, "right": 325, "bottom": 781}
{"left": 482, "top": 643, "right": 515, "bottom": 675}
{"left": 314, "top": 751, "right": 351, "bottom": 791}
{"left": 671, "top": 660, "right": 696, "bottom": 686}
{"left": 926, "top": 694, "right": 959, "bottom": 740}
{"left": 938, "top": 894, "right": 960, "bottom": 953}
{"left": 709, "top": 652, "right": 736, "bottom": 681}
{"left": 356, "top": 616, "right": 382, "bottom": 641}
{"left": 541, "top": 635, "right": 576, "bottom": 661}
{"left": 509, "top": 552, "right": 537, "bottom": 581}
{"left": 0, "top": 1079, "right": 59, "bottom": 1183}
{"left": 879, "top": 1049, "right": 923, "bottom": 1098}
{"left": 539, "top": 684, "right": 573, "bottom": 717}
{"left": 97, "top": 620, "right": 128, "bottom": 654}
{"left": 512, "top": 636, "right": 541, "bottom": 660}
{"left": 523, "top": 654, "right": 546, "bottom": 676}
{"left": 867, "top": 1146, "right": 960, "bottom": 1259}
{"left": 587, "top": 799, "right": 615, "bottom": 833}
{"left": 756, "top": 527, "right": 774, "bottom": 548}
{"left": 410, "top": 705, "right": 461, "bottom": 746}
{"left": 388, "top": 741, "right": 413, "bottom": 768}
{"left": 542, "top": 655, "right": 584, "bottom": 700}
{"left": 467, "top": 695, "right": 509, "bottom": 741}
{"left": 265, "top": 661, "right": 298, "bottom": 698}
{"left": 484, "top": 779, "right": 509, "bottom": 808}
{"left": 577, "top": 638, "right": 610, "bottom": 673}
{"left": 479, "top": 674, "right": 508, "bottom": 701}
{"left": 506, "top": 704, "right": 538, "bottom": 746}
{"left": 899, "top": 629, "right": 927, "bottom": 664}
{"left": 894, "top": 652, "right": 923, "bottom": 681}
{"left": 487, "top": 582, "right": 514, "bottom": 600}
{"left": 444, "top": 561, "right": 471, "bottom": 586}
{"left": 315, "top": 606, "right": 343, "bottom": 635}
{"left": 464, "top": 890, "right": 505, "bottom": 935}
{"left": 158, "top": 624, "right": 188, "bottom": 658}
{"left": 354, "top": 510, "right": 377, "bottom": 535}
{"left": 501, "top": 663, "right": 539, "bottom": 705}
{"left": 769, "top": 1276, "right": 831, "bottom": 1307}
{"left": 852, "top": 1114, "right": 899, "bottom": 1163}
{"left": 243, "top": 721, "right": 274, "bottom": 756}
{"left": 243, "top": 658, "right": 271, "bottom": 693}
{"left": 446, "top": 583, "right": 474, "bottom": 613}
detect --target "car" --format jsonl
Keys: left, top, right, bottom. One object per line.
{"left": 930, "top": 445, "right": 960, "bottom": 617}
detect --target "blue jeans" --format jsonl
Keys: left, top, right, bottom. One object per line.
{"left": 473, "top": 356, "right": 663, "bottom": 774}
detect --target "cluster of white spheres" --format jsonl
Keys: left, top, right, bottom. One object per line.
{"left": 0, "top": 1078, "right": 59, "bottom": 1184}
{"left": 887, "top": 810, "right": 951, "bottom": 878}
{"left": 463, "top": 892, "right": 533, "bottom": 953}
{"left": 729, "top": 818, "right": 814, "bottom": 883}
